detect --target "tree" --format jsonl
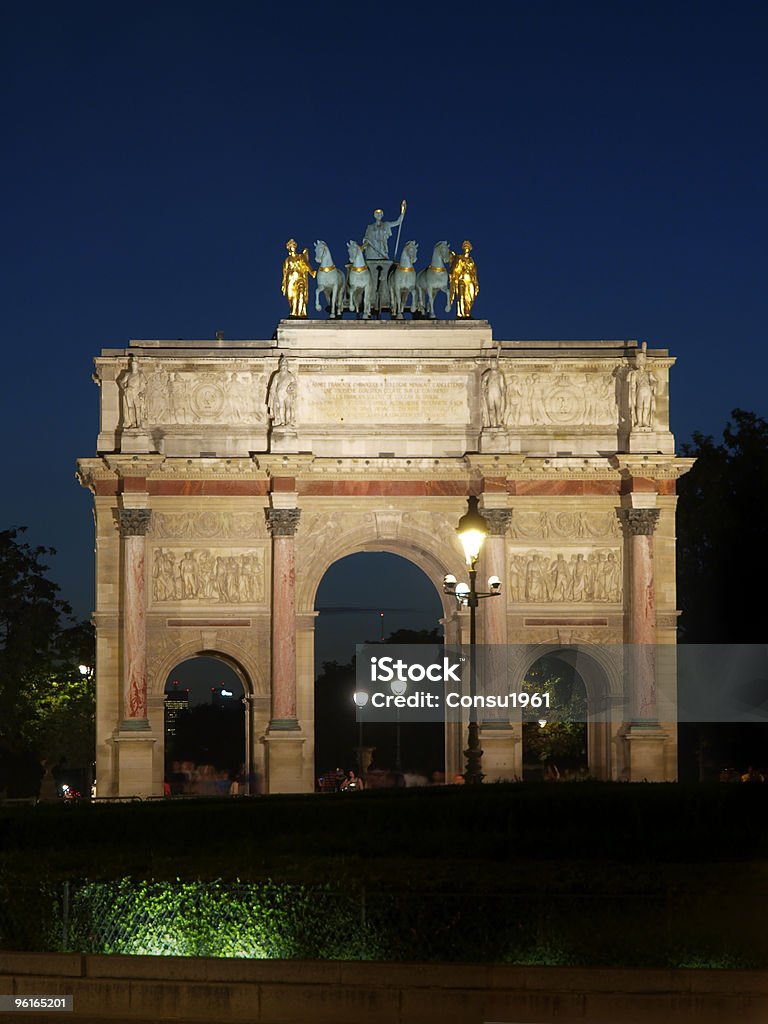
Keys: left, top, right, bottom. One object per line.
{"left": 677, "top": 409, "right": 768, "bottom": 642}
{"left": 22, "top": 620, "right": 96, "bottom": 778}
{"left": 0, "top": 529, "right": 94, "bottom": 795}
{"left": 676, "top": 411, "right": 768, "bottom": 778}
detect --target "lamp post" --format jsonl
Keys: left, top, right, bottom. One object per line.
{"left": 390, "top": 679, "right": 407, "bottom": 772}
{"left": 443, "top": 496, "right": 502, "bottom": 785}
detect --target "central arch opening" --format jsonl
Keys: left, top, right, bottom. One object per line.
{"left": 314, "top": 552, "right": 444, "bottom": 788}
{"left": 522, "top": 653, "right": 590, "bottom": 781}
{"left": 163, "top": 656, "right": 247, "bottom": 795}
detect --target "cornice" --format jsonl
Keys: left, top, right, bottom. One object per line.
{"left": 76, "top": 458, "right": 119, "bottom": 492}
{"left": 468, "top": 456, "right": 621, "bottom": 480}
{"left": 617, "top": 456, "right": 696, "bottom": 481}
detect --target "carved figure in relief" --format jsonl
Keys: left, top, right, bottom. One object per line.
{"left": 268, "top": 355, "right": 296, "bottom": 427}
{"left": 506, "top": 376, "right": 523, "bottom": 426}
{"left": 571, "top": 554, "right": 589, "bottom": 602}
{"left": 597, "top": 375, "right": 617, "bottom": 424}
{"left": 481, "top": 344, "right": 506, "bottom": 428}
{"left": 180, "top": 551, "right": 199, "bottom": 599}
{"left": 281, "top": 239, "right": 316, "bottom": 318}
{"left": 117, "top": 355, "right": 147, "bottom": 428}
{"left": 510, "top": 549, "right": 621, "bottom": 603}
{"left": 550, "top": 554, "right": 571, "bottom": 601}
{"left": 168, "top": 373, "right": 188, "bottom": 425}
{"left": 526, "top": 554, "right": 548, "bottom": 602}
{"left": 628, "top": 343, "right": 657, "bottom": 429}
{"left": 147, "top": 371, "right": 169, "bottom": 423}
{"left": 526, "top": 373, "right": 548, "bottom": 423}
{"left": 153, "top": 548, "right": 264, "bottom": 603}
{"left": 508, "top": 557, "right": 524, "bottom": 601}
{"left": 226, "top": 372, "right": 252, "bottom": 422}
{"left": 448, "top": 240, "right": 479, "bottom": 319}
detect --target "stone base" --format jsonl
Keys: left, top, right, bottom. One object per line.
{"left": 120, "top": 429, "right": 154, "bottom": 453}
{"left": 623, "top": 722, "right": 671, "bottom": 781}
{"left": 270, "top": 427, "right": 299, "bottom": 453}
{"left": 112, "top": 730, "right": 158, "bottom": 797}
{"left": 628, "top": 430, "right": 659, "bottom": 453}
{"left": 479, "top": 427, "right": 511, "bottom": 453}
{"left": 480, "top": 723, "right": 522, "bottom": 782}
{"left": 262, "top": 731, "right": 307, "bottom": 793}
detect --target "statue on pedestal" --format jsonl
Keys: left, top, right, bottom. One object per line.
{"left": 268, "top": 355, "right": 297, "bottom": 427}
{"left": 628, "top": 343, "right": 657, "bottom": 429}
{"left": 482, "top": 344, "right": 507, "bottom": 428}
{"left": 117, "top": 355, "right": 147, "bottom": 428}
{"left": 281, "top": 240, "right": 316, "bottom": 318}
{"left": 449, "top": 240, "right": 479, "bottom": 319}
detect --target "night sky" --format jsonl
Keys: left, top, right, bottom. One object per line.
{"left": 3, "top": 2, "right": 767, "bottom": 661}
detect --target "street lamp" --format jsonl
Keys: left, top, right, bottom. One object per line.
{"left": 443, "top": 496, "right": 502, "bottom": 785}
{"left": 353, "top": 690, "right": 369, "bottom": 776}
{"left": 390, "top": 679, "right": 407, "bottom": 772}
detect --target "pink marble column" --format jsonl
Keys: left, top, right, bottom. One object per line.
{"left": 118, "top": 508, "right": 152, "bottom": 730}
{"left": 617, "top": 508, "right": 660, "bottom": 721}
{"left": 266, "top": 508, "right": 301, "bottom": 729}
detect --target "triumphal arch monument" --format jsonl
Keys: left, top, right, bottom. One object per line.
{"left": 77, "top": 218, "right": 691, "bottom": 797}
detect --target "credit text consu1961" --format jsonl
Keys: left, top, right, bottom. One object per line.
{"left": 446, "top": 692, "right": 551, "bottom": 709}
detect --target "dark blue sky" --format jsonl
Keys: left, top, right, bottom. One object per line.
{"left": 3, "top": 2, "right": 767, "bottom": 637}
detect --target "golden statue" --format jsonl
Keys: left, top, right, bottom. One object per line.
{"left": 281, "top": 239, "right": 316, "bottom": 318}
{"left": 449, "top": 240, "right": 479, "bottom": 319}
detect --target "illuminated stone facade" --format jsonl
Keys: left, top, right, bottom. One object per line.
{"left": 77, "top": 321, "right": 692, "bottom": 795}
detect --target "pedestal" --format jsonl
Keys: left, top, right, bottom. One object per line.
{"left": 628, "top": 431, "right": 659, "bottom": 453}
{"left": 113, "top": 730, "right": 158, "bottom": 797}
{"left": 262, "top": 733, "right": 307, "bottom": 793}
{"left": 120, "top": 429, "right": 154, "bottom": 453}
{"left": 624, "top": 723, "right": 670, "bottom": 782}
{"left": 270, "top": 428, "right": 299, "bottom": 453}
{"left": 479, "top": 428, "right": 511, "bottom": 453}
{"left": 480, "top": 724, "right": 522, "bottom": 782}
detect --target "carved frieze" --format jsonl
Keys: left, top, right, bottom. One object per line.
{"left": 132, "top": 367, "right": 267, "bottom": 427}
{"left": 152, "top": 511, "right": 267, "bottom": 540}
{"left": 508, "top": 548, "right": 622, "bottom": 603}
{"left": 504, "top": 372, "right": 618, "bottom": 428}
{"left": 509, "top": 511, "right": 620, "bottom": 540}
{"left": 151, "top": 547, "right": 266, "bottom": 604}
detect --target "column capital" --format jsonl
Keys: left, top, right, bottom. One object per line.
{"left": 483, "top": 509, "right": 514, "bottom": 536}
{"left": 117, "top": 508, "right": 152, "bottom": 537}
{"left": 616, "top": 508, "right": 660, "bottom": 536}
{"left": 266, "top": 508, "right": 301, "bottom": 537}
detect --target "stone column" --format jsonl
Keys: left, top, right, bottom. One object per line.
{"left": 113, "top": 507, "right": 157, "bottom": 798}
{"left": 263, "top": 507, "right": 306, "bottom": 793}
{"left": 266, "top": 508, "right": 301, "bottom": 728}
{"left": 617, "top": 506, "right": 668, "bottom": 780}
{"left": 479, "top": 509, "right": 521, "bottom": 781}
{"left": 118, "top": 508, "right": 152, "bottom": 730}
{"left": 617, "top": 508, "right": 660, "bottom": 719}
